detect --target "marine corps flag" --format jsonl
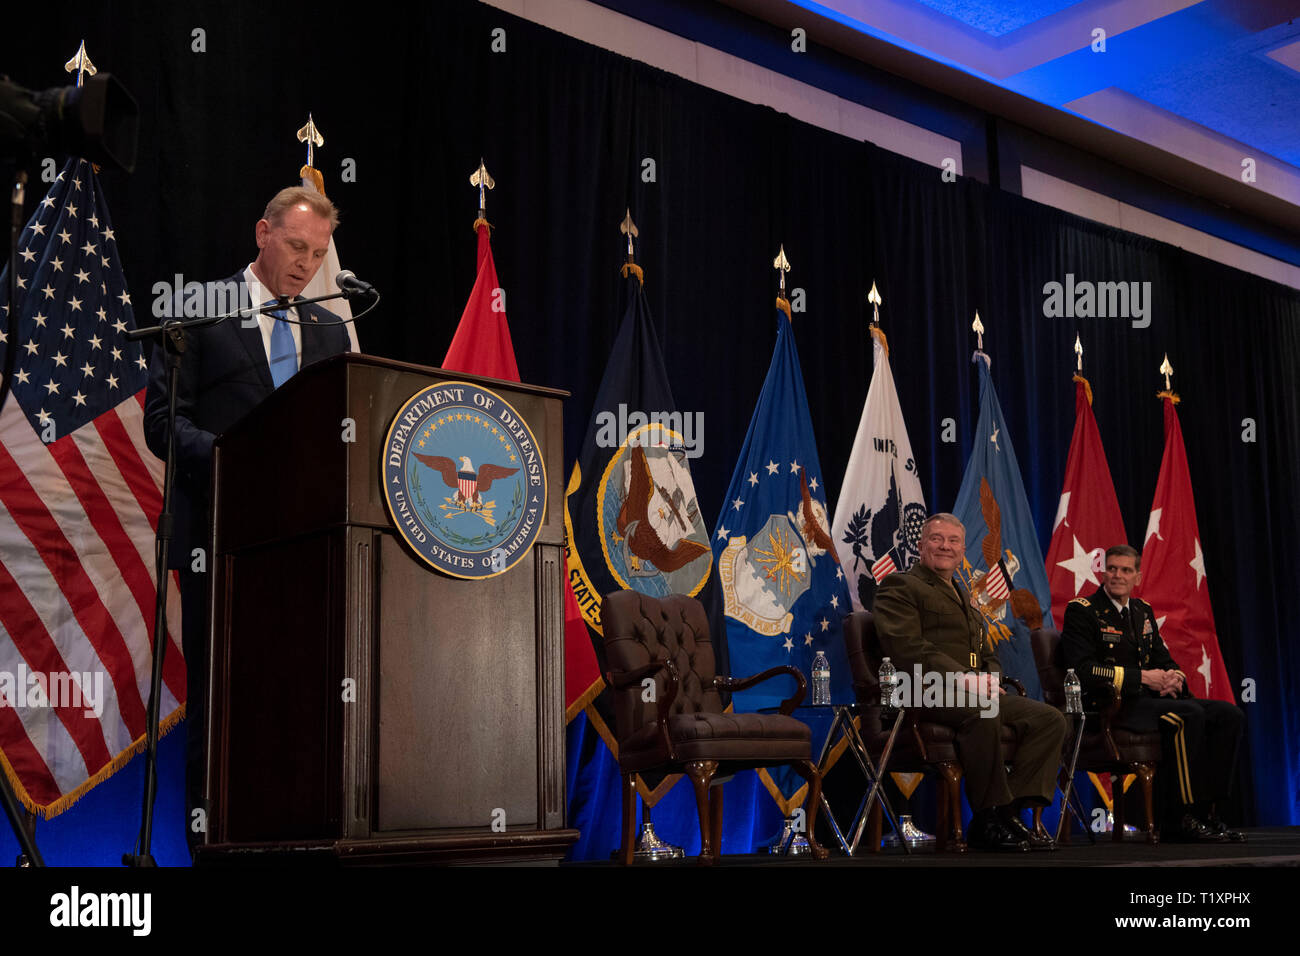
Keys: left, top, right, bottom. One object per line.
{"left": 830, "top": 300, "right": 927, "bottom": 612}
{"left": 1045, "top": 373, "right": 1126, "bottom": 629}
{"left": 1134, "top": 388, "right": 1234, "bottom": 702}
{"left": 563, "top": 261, "right": 716, "bottom": 726}
{"left": 952, "top": 349, "right": 1047, "bottom": 699}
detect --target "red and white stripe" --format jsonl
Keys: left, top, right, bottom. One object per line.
{"left": 984, "top": 563, "right": 1011, "bottom": 601}
{"left": 0, "top": 393, "right": 184, "bottom": 812}
{"left": 870, "top": 553, "right": 898, "bottom": 583}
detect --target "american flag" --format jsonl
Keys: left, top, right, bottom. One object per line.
{"left": 983, "top": 561, "right": 1011, "bottom": 601}
{"left": 870, "top": 549, "right": 898, "bottom": 583}
{"left": 0, "top": 158, "right": 184, "bottom": 817}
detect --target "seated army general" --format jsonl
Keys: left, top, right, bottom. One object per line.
{"left": 1061, "top": 544, "right": 1245, "bottom": 842}
{"left": 872, "top": 513, "right": 1067, "bottom": 851}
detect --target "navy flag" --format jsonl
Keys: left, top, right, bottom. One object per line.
{"left": 563, "top": 265, "right": 720, "bottom": 748}
{"left": 952, "top": 351, "right": 1047, "bottom": 699}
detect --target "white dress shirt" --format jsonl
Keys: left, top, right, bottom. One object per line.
{"left": 243, "top": 264, "right": 303, "bottom": 372}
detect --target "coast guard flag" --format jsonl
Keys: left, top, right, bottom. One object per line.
{"left": 1134, "top": 393, "right": 1233, "bottom": 702}
{"left": 1045, "top": 375, "right": 1126, "bottom": 629}
{"left": 830, "top": 325, "right": 926, "bottom": 612}
{"left": 714, "top": 301, "right": 852, "bottom": 714}
{"left": 563, "top": 268, "right": 718, "bottom": 728}
{"left": 952, "top": 352, "right": 1047, "bottom": 699}
{"left": 0, "top": 158, "right": 184, "bottom": 816}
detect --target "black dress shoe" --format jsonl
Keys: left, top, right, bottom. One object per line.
{"left": 1205, "top": 817, "right": 1247, "bottom": 842}
{"left": 1003, "top": 815, "right": 1057, "bottom": 851}
{"left": 1163, "top": 813, "right": 1228, "bottom": 843}
{"left": 968, "top": 813, "right": 1030, "bottom": 852}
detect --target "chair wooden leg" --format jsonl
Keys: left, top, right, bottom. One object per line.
{"left": 1111, "top": 773, "right": 1126, "bottom": 843}
{"left": 789, "top": 759, "right": 829, "bottom": 860}
{"left": 936, "top": 763, "right": 966, "bottom": 853}
{"left": 709, "top": 782, "right": 724, "bottom": 862}
{"left": 685, "top": 760, "right": 719, "bottom": 865}
{"left": 619, "top": 773, "right": 637, "bottom": 865}
{"left": 1134, "top": 763, "right": 1159, "bottom": 846}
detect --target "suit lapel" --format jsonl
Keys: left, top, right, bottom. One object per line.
{"left": 232, "top": 274, "right": 274, "bottom": 390}
{"left": 295, "top": 298, "right": 326, "bottom": 368}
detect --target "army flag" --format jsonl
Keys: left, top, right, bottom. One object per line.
{"left": 1045, "top": 376, "right": 1126, "bottom": 629}
{"left": 563, "top": 267, "right": 715, "bottom": 725}
{"left": 298, "top": 163, "right": 359, "bottom": 352}
{"left": 1134, "top": 392, "right": 1233, "bottom": 702}
{"left": 830, "top": 326, "right": 927, "bottom": 612}
{"left": 952, "top": 352, "right": 1047, "bottom": 699}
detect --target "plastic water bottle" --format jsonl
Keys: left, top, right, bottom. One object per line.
{"left": 879, "top": 656, "right": 897, "bottom": 709}
{"left": 1064, "top": 668, "right": 1082, "bottom": 714}
{"left": 812, "top": 651, "right": 831, "bottom": 705}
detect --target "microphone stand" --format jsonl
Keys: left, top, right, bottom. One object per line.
{"left": 120, "top": 289, "right": 353, "bottom": 866}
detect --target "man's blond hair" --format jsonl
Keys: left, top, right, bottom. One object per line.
{"left": 262, "top": 186, "right": 339, "bottom": 229}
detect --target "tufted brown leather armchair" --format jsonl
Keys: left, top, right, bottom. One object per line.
{"left": 1031, "top": 626, "right": 1161, "bottom": 844}
{"left": 602, "top": 590, "right": 828, "bottom": 864}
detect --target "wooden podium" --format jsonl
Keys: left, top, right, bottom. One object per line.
{"left": 198, "top": 354, "right": 578, "bottom": 864}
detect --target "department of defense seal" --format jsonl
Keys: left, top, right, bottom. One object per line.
{"left": 382, "top": 381, "right": 546, "bottom": 579}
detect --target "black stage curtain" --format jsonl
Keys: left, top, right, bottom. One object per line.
{"left": 4, "top": 0, "right": 1296, "bottom": 826}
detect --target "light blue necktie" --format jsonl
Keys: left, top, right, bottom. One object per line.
{"left": 266, "top": 300, "right": 297, "bottom": 388}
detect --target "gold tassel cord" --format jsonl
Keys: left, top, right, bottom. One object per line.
{"left": 776, "top": 296, "right": 792, "bottom": 321}
{"left": 1073, "top": 373, "right": 1094, "bottom": 406}
{"left": 299, "top": 164, "right": 326, "bottom": 197}
{"left": 1156, "top": 389, "right": 1181, "bottom": 404}
{"left": 621, "top": 262, "right": 644, "bottom": 284}
{"left": 871, "top": 325, "right": 889, "bottom": 356}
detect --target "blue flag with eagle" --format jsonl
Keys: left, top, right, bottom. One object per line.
{"left": 713, "top": 300, "right": 852, "bottom": 714}
{"left": 951, "top": 351, "right": 1046, "bottom": 699}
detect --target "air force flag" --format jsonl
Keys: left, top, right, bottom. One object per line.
{"left": 713, "top": 303, "right": 852, "bottom": 713}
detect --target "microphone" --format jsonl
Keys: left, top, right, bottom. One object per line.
{"left": 335, "top": 270, "right": 378, "bottom": 298}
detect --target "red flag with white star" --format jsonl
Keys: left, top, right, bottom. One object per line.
{"left": 1134, "top": 394, "right": 1234, "bottom": 702}
{"left": 1045, "top": 376, "right": 1127, "bottom": 629}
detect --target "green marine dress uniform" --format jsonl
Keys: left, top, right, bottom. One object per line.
{"left": 871, "top": 564, "right": 1067, "bottom": 811}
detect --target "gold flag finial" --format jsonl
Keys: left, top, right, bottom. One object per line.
{"left": 867, "top": 281, "right": 882, "bottom": 325}
{"left": 470, "top": 158, "right": 495, "bottom": 220}
{"left": 1159, "top": 353, "right": 1174, "bottom": 391}
{"left": 972, "top": 310, "right": 985, "bottom": 350}
{"left": 296, "top": 114, "right": 324, "bottom": 169}
{"left": 773, "top": 245, "right": 791, "bottom": 295}
{"left": 620, "top": 209, "right": 638, "bottom": 258}
{"left": 1074, "top": 333, "right": 1084, "bottom": 373}
{"left": 64, "top": 41, "right": 97, "bottom": 88}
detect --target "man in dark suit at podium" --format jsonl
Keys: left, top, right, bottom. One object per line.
{"left": 142, "top": 186, "right": 352, "bottom": 851}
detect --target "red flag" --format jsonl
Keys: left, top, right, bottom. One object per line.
{"left": 442, "top": 222, "right": 520, "bottom": 381}
{"left": 1045, "top": 376, "right": 1127, "bottom": 630}
{"left": 441, "top": 219, "right": 599, "bottom": 716}
{"left": 1134, "top": 394, "right": 1234, "bottom": 702}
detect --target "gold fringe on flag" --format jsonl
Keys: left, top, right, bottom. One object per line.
{"left": 1073, "top": 373, "right": 1094, "bottom": 406}
{"left": 621, "top": 262, "right": 644, "bottom": 284}
{"left": 0, "top": 703, "right": 187, "bottom": 819}
{"left": 776, "top": 296, "right": 792, "bottom": 320}
{"left": 1156, "top": 389, "right": 1181, "bottom": 404}
{"left": 472, "top": 217, "right": 492, "bottom": 234}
